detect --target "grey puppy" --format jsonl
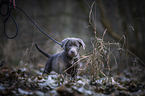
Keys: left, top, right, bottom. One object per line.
{"left": 35, "top": 38, "right": 85, "bottom": 77}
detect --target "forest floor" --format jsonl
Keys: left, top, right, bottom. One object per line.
{"left": 0, "top": 64, "right": 145, "bottom": 96}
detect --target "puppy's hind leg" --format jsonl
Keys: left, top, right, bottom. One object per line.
{"left": 42, "top": 59, "right": 52, "bottom": 75}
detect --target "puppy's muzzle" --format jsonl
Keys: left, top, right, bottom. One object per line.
{"left": 68, "top": 47, "right": 78, "bottom": 57}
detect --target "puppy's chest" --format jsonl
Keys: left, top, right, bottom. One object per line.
{"left": 58, "top": 57, "right": 77, "bottom": 70}
{"left": 59, "top": 58, "right": 74, "bottom": 69}
{"left": 67, "top": 58, "right": 78, "bottom": 67}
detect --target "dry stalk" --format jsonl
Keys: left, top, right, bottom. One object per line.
{"left": 78, "top": 29, "right": 122, "bottom": 81}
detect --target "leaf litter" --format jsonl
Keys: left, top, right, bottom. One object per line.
{"left": 0, "top": 66, "right": 144, "bottom": 96}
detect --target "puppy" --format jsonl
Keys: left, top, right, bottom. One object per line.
{"left": 35, "top": 38, "right": 85, "bottom": 77}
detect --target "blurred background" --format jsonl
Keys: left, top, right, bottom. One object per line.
{"left": 0, "top": 0, "right": 145, "bottom": 76}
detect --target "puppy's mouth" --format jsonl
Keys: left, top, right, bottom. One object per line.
{"left": 68, "top": 50, "right": 77, "bottom": 57}
{"left": 68, "top": 53, "right": 77, "bottom": 57}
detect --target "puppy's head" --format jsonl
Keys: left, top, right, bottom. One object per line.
{"left": 61, "top": 38, "right": 86, "bottom": 57}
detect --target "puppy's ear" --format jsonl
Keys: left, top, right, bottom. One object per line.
{"left": 77, "top": 38, "right": 86, "bottom": 50}
{"left": 61, "top": 38, "right": 69, "bottom": 50}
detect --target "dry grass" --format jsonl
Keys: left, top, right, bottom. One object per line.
{"left": 75, "top": 29, "right": 144, "bottom": 83}
{"left": 74, "top": 2, "right": 145, "bottom": 82}
{"left": 76, "top": 29, "right": 119, "bottom": 80}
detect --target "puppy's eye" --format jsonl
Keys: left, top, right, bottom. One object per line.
{"left": 76, "top": 43, "right": 80, "bottom": 47}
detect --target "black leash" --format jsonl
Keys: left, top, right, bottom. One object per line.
{"left": 0, "top": 0, "right": 62, "bottom": 47}
{"left": 16, "top": 6, "right": 62, "bottom": 47}
{"left": 0, "top": 0, "right": 18, "bottom": 39}
{"left": 3, "top": 13, "right": 19, "bottom": 39}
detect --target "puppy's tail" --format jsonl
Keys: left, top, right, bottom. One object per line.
{"left": 35, "top": 43, "right": 51, "bottom": 58}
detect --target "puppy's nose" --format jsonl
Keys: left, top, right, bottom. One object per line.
{"left": 71, "top": 50, "right": 75, "bottom": 54}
